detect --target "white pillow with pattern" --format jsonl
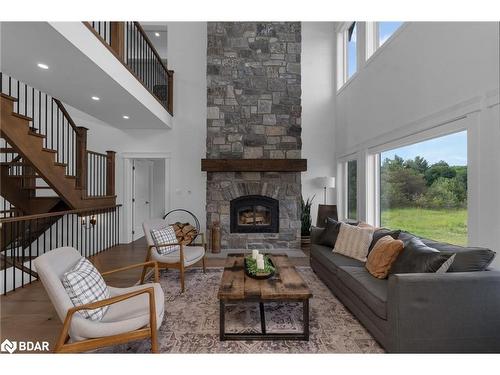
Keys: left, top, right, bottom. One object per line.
{"left": 150, "top": 226, "right": 180, "bottom": 255}
{"left": 62, "top": 258, "right": 110, "bottom": 321}
{"left": 333, "top": 223, "right": 375, "bottom": 262}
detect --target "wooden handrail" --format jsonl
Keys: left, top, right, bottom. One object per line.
{"left": 132, "top": 22, "right": 172, "bottom": 77}
{"left": 0, "top": 204, "right": 122, "bottom": 224}
{"left": 53, "top": 98, "right": 79, "bottom": 132}
{"left": 87, "top": 150, "right": 107, "bottom": 157}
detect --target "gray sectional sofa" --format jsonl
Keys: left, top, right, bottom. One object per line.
{"left": 309, "top": 227, "right": 500, "bottom": 353}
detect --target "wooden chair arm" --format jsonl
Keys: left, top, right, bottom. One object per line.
{"left": 101, "top": 261, "right": 159, "bottom": 283}
{"left": 189, "top": 232, "right": 206, "bottom": 248}
{"left": 57, "top": 287, "right": 157, "bottom": 351}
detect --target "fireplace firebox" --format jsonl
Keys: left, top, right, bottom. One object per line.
{"left": 230, "top": 195, "right": 279, "bottom": 233}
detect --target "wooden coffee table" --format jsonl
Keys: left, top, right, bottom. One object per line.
{"left": 217, "top": 254, "right": 312, "bottom": 341}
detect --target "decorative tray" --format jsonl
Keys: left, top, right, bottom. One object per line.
{"left": 244, "top": 255, "right": 276, "bottom": 280}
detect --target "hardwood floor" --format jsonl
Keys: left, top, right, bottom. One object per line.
{"left": 0, "top": 237, "right": 309, "bottom": 352}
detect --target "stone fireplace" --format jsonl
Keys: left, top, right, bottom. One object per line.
{"left": 204, "top": 22, "right": 304, "bottom": 251}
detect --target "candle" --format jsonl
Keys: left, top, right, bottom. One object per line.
{"left": 252, "top": 250, "right": 259, "bottom": 260}
{"left": 257, "top": 254, "right": 264, "bottom": 263}
{"left": 256, "top": 258, "right": 265, "bottom": 270}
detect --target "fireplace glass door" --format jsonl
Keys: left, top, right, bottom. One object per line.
{"left": 230, "top": 195, "right": 279, "bottom": 233}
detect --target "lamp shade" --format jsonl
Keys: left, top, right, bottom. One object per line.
{"left": 318, "top": 176, "right": 336, "bottom": 189}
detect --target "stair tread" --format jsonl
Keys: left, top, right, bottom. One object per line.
{"left": 8, "top": 175, "right": 38, "bottom": 178}
{"left": 0, "top": 147, "right": 16, "bottom": 153}
{"left": 12, "top": 112, "right": 33, "bottom": 122}
{"left": 54, "top": 162, "right": 67, "bottom": 167}
{"left": 41, "top": 148, "right": 57, "bottom": 153}
{"left": 0, "top": 93, "right": 18, "bottom": 102}
{"left": 28, "top": 131, "right": 45, "bottom": 138}
{"left": 21, "top": 186, "right": 54, "bottom": 190}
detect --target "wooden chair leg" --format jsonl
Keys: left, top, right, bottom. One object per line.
{"left": 140, "top": 250, "right": 152, "bottom": 284}
{"left": 202, "top": 256, "right": 206, "bottom": 273}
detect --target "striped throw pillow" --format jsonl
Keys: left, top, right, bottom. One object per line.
{"left": 333, "top": 223, "right": 374, "bottom": 262}
{"left": 150, "top": 226, "right": 180, "bottom": 255}
{"left": 62, "top": 258, "right": 110, "bottom": 321}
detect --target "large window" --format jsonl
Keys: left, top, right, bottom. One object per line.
{"left": 378, "top": 22, "right": 403, "bottom": 46}
{"left": 347, "top": 22, "right": 357, "bottom": 79}
{"left": 380, "top": 131, "right": 468, "bottom": 245}
{"left": 347, "top": 160, "right": 358, "bottom": 219}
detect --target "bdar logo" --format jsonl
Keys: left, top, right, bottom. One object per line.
{"left": 1, "top": 339, "right": 17, "bottom": 354}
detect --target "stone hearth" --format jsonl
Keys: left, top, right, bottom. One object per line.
{"left": 205, "top": 22, "right": 302, "bottom": 251}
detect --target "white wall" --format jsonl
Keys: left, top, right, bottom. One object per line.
{"left": 65, "top": 22, "right": 208, "bottom": 243}
{"left": 335, "top": 22, "right": 500, "bottom": 265}
{"left": 151, "top": 159, "right": 166, "bottom": 219}
{"left": 302, "top": 22, "right": 337, "bottom": 224}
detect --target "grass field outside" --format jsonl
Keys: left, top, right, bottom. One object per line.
{"left": 381, "top": 207, "right": 467, "bottom": 246}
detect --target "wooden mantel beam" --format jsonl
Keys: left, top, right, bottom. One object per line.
{"left": 201, "top": 159, "right": 307, "bottom": 172}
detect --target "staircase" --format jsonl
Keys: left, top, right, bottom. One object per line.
{"left": 0, "top": 79, "right": 116, "bottom": 212}
{"left": 0, "top": 74, "right": 118, "bottom": 291}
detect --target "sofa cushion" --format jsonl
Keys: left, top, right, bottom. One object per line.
{"left": 337, "top": 266, "right": 388, "bottom": 319}
{"left": 420, "top": 238, "right": 496, "bottom": 272}
{"left": 317, "top": 218, "right": 342, "bottom": 248}
{"left": 310, "top": 244, "right": 364, "bottom": 275}
{"left": 389, "top": 237, "right": 453, "bottom": 274}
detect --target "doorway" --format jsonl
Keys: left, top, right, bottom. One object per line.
{"left": 123, "top": 153, "right": 170, "bottom": 243}
{"left": 132, "top": 159, "right": 153, "bottom": 239}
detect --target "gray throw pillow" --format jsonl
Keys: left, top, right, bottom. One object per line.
{"left": 389, "top": 237, "right": 453, "bottom": 274}
{"left": 369, "top": 229, "right": 401, "bottom": 253}
{"left": 317, "top": 218, "right": 341, "bottom": 248}
{"left": 420, "top": 238, "right": 496, "bottom": 272}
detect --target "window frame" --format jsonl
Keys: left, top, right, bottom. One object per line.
{"left": 336, "top": 21, "right": 359, "bottom": 91}
{"left": 365, "top": 124, "right": 470, "bottom": 241}
{"left": 337, "top": 154, "right": 360, "bottom": 221}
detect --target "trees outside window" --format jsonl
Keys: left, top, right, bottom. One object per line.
{"left": 380, "top": 131, "right": 467, "bottom": 245}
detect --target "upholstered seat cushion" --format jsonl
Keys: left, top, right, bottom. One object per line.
{"left": 337, "top": 266, "right": 388, "bottom": 319}
{"left": 310, "top": 244, "right": 364, "bottom": 276}
{"left": 69, "top": 283, "right": 164, "bottom": 341}
{"left": 151, "top": 245, "right": 205, "bottom": 267}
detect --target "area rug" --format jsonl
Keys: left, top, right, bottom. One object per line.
{"left": 96, "top": 267, "right": 383, "bottom": 353}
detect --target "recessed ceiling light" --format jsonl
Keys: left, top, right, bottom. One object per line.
{"left": 123, "top": 115, "right": 130, "bottom": 119}
{"left": 37, "top": 63, "right": 49, "bottom": 70}
{"left": 154, "top": 32, "right": 160, "bottom": 37}
{"left": 91, "top": 96, "right": 100, "bottom": 101}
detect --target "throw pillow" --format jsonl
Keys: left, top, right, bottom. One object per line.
{"left": 365, "top": 235, "right": 404, "bottom": 279}
{"left": 389, "top": 237, "right": 453, "bottom": 274}
{"left": 62, "top": 258, "right": 110, "bottom": 321}
{"left": 150, "top": 226, "right": 180, "bottom": 255}
{"left": 369, "top": 229, "right": 401, "bottom": 253}
{"left": 333, "top": 223, "right": 374, "bottom": 262}
{"left": 317, "top": 218, "right": 342, "bottom": 248}
{"left": 419, "top": 238, "right": 496, "bottom": 272}
{"left": 435, "top": 254, "right": 456, "bottom": 274}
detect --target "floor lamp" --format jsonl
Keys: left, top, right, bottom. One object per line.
{"left": 318, "top": 176, "right": 336, "bottom": 204}
{"left": 316, "top": 177, "right": 337, "bottom": 227}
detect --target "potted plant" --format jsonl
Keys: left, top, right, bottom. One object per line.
{"left": 301, "top": 195, "right": 315, "bottom": 248}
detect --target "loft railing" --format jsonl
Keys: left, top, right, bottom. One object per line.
{"left": 0, "top": 205, "right": 121, "bottom": 294}
{"left": 85, "top": 21, "right": 174, "bottom": 115}
{"left": 86, "top": 150, "right": 115, "bottom": 197}
{"left": 0, "top": 72, "right": 115, "bottom": 198}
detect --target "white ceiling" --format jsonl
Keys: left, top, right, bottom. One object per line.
{"left": 1, "top": 22, "right": 171, "bottom": 129}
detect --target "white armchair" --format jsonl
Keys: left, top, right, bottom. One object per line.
{"left": 34, "top": 247, "right": 164, "bottom": 353}
{"left": 141, "top": 219, "right": 206, "bottom": 292}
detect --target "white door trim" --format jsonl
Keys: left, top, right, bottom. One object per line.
{"left": 121, "top": 152, "right": 172, "bottom": 244}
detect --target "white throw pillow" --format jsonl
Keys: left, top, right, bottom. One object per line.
{"left": 150, "top": 226, "right": 180, "bottom": 255}
{"left": 333, "top": 223, "right": 374, "bottom": 262}
{"left": 62, "top": 258, "right": 110, "bottom": 321}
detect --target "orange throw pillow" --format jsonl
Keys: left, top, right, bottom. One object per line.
{"left": 365, "top": 235, "right": 404, "bottom": 279}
